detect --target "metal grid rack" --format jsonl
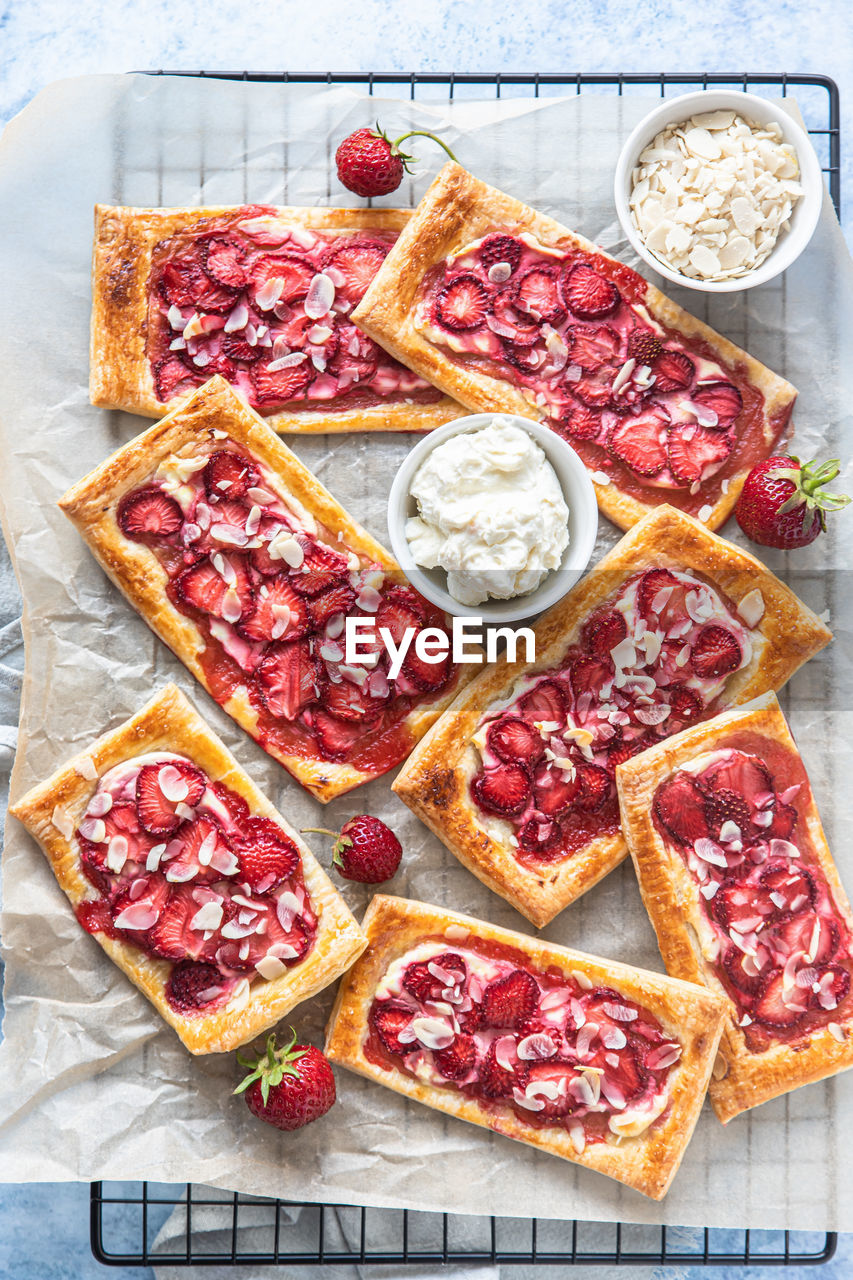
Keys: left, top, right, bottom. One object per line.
{"left": 90, "top": 71, "right": 841, "bottom": 1269}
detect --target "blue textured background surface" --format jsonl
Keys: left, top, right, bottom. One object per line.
{"left": 1, "top": 1, "right": 851, "bottom": 1276}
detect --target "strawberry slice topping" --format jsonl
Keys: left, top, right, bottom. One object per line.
{"left": 667, "top": 424, "right": 733, "bottom": 486}
{"left": 372, "top": 1003, "right": 413, "bottom": 1056}
{"left": 202, "top": 236, "right": 247, "bottom": 290}
{"left": 403, "top": 952, "right": 467, "bottom": 1002}
{"left": 574, "top": 762, "right": 610, "bottom": 812}
{"left": 704, "top": 786, "right": 752, "bottom": 837}
{"left": 809, "top": 965, "right": 851, "bottom": 1011}
{"left": 154, "top": 355, "right": 197, "bottom": 402}
{"left": 401, "top": 643, "right": 452, "bottom": 693}
{"left": 328, "top": 324, "right": 381, "bottom": 382}
{"left": 692, "top": 381, "right": 743, "bottom": 425}
{"left": 566, "top": 324, "right": 621, "bottom": 371}
{"left": 627, "top": 329, "right": 662, "bottom": 365}
{"left": 482, "top": 968, "right": 540, "bottom": 1028}
{"left": 637, "top": 568, "right": 680, "bottom": 618}
{"left": 322, "top": 676, "right": 384, "bottom": 722}
{"left": 231, "top": 815, "right": 300, "bottom": 892}
{"left": 521, "top": 1060, "right": 576, "bottom": 1117}
{"left": 760, "top": 862, "right": 816, "bottom": 916}
{"left": 434, "top": 1034, "right": 476, "bottom": 1080}
{"left": 434, "top": 273, "right": 490, "bottom": 331}
{"left": 289, "top": 539, "right": 349, "bottom": 597}
{"left": 514, "top": 265, "right": 565, "bottom": 323}
{"left": 518, "top": 679, "right": 566, "bottom": 726}
{"left": 250, "top": 358, "right": 313, "bottom": 406}
{"left": 691, "top": 624, "right": 742, "bottom": 678}
{"left": 491, "top": 292, "right": 540, "bottom": 345}
{"left": 221, "top": 333, "right": 264, "bottom": 363}
{"left": 555, "top": 400, "right": 600, "bottom": 441}
{"left": 518, "top": 813, "right": 563, "bottom": 856}
{"left": 562, "top": 263, "right": 619, "bottom": 319}
{"left": 471, "top": 762, "right": 531, "bottom": 816}
{"left": 164, "top": 815, "right": 234, "bottom": 883}
{"left": 753, "top": 970, "right": 807, "bottom": 1028}
{"left": 165, "top": 960, "right": 228, "bottom": 1012}
{"left": 488, "top": 717, "right": 545, "bottom": 766}
{"left": 160, "top": 257, "right": 236, "bottom": 313}
{"left": 307, "top": 583, "right": 357, "bottom": 629}
{"left": 256, "top": 641, "right": 319, "bottom": 719}
{"left": 654, "top": 773, "right": 709, "bottom": 845}
{"left": 374, "top": 587, "right": 424, "bottom": 644}
{"left": 711, "top": 880, "right": 776, "bottom": 933}
{"left": 479, "top": 234, "right": 522, "bottom": 272}
{"left": 667, "top": 686, "right": 703, "bottom": 726}
{"left": 478, "top": 1040, "right": 528, "bottom": 1097}
{"left": 176, "top": 557, "right": 252, "bottom": 621}
{"left": 776, "top": 913, "right": 839, "bottom": 967}
{"left": 768, "top": 803, "right": 797, "bottom": 840}
{"left": 311, "top": 709, "right": 366, "bottom": 758}
{"left": 326, "top": 238, "right": 389, "bottom": 303}
{"left": 700, "top": 753, "right": 772, "bottom": 805}
{"left": 607, "top": 412, "right": 668, "bottom": 477}
{"left": 136, "top": 761, "right": 205, "bottom": 835}
{"left": 533, "top": 761, "right": 581, "bottom": 816}
{"left": 238, "top": 576, "right": 308, "bottom": 644}
{"left": 203, "top": 450, "right": 260, "bottom": 501}
{"left": 722, "top": 946, "right": 768, "bottom": 996}
{"left": 117, "top": 487, "right": 183, "bottom": 541}
{"left": 652, "top": 350, "right": 695, "bottom": 392}
{"left": 250, "top": 253, "right": 314, "bottom": 306}
{"left": 569, "top": 654, "right": 612, "bottom": 699}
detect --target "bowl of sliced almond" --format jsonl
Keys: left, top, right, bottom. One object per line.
{"left": 614, "top": 90, "right": 823, "bottom": 293}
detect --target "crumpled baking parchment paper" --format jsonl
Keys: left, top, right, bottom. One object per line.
{"left": 0, "top": 73, "right": 851, "bottom": 1230}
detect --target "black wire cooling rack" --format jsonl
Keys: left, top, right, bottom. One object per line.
{"left": 90, "top": 70, "right": 841, "bottom": 1270}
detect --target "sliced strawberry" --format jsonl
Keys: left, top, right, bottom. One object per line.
{"left": 78, "top": 802, "right": 158, "bottom": 891}
{"left": 434, "top": 273, "right": 489, "bottom": 331}
{"left": 197, "top": 351, "right": 238, "bottom": 381}
{"left": 289, "top": 539, "right": 349, "bottom": 597}
{"left": 479, "top": 1041, "right": 528, "bottom": 1098}
{"left": 403, "top": 952, "right": 467, "bottom": 1002}
{"left": 201, "top": 236, "right": 247, "bottom": 290}
{"left": 434, "top": 1034, "right": 476, "bottom": 1080}
{"left": 471, "top": 762, "right": 531, "bottom": 817}
{"left": 768, "top": 802, "right": 797, "bottom": 840}
{"left": 562, "top": 263, "right": 619, "bottom": 319}
{"left": 308, "top": 583, "right": 357, "bottom": 629}
{"left": 760, "top": 862, "right": 816, "bottom": 916}
{"left": 566, "top": 324, "right": 621, "bottom": 371}
{"left": 809, "top": 965, "right": 851, "bottom": 1011}
{"left": 250, "top": 358, "right": 313, "bottom": 406}
{"left": 165, "top": 960, "right": 227, "bottom": 1012}
{"left": 654, "top": 773, "right": 709, "bottom": 845}
{"left": 163, "top": 815, "right": 234, "bottom": 884}
{"left": 488, "top": 717, "right": 545, "bottom": 766}
{"left": 250, "top": 253, "right": 314, "bottom": 306}
{"left": 652, "top": 350, "right": 695, "bottom": 392}
{"left": 514, "top": 264, "right": 565, "bottom": 323}
{"left": 667, "top": 423, "right": 733, "bottom": 486}
{"left": 491, "top": 292, "right": 540, "bottom": 345}
{"left": 574, "top": 762, "right": 610, "bottom": 813}
{"left": 555, "top": 399, "right": 601, "bottom": 441}
{"left": 574, "top": 374, "right": 615, "bottom": 411}
{"left": 117, "top": 487, "right": 183, "bottom": 541}
{"left": 176, "top": 556, "right": 252, "bottom": 621}
{"left": 209, "top": 779, "right": 250, "bottom": 827}
{"left": 588, "top": 1041, "right": 647, "bottom": 1101}
{"left": 569, "top": 654, "right": 612, "bottom": 699}
{"left": 607, "top": 412, "right": 668, "bottom": 477}
{"left": 691, "top": 625, "right": 742, "bottom": 678}
{"left": 238, "top": 576, "right": 309, "bottom": 644}
{"left": 722, "top": 946, "right": 769, "bottom": 996}
{"left": 160, "top": 257, "right": 236, "bottom": 313}
{"left": 521, "top": 1060, "right": 576, "bottom": 1117}
{"left": 374, "top": 586, "right": 425, "bottom": 645}
{"left": 704, "top": 786, "right": 752, "bottom": 837}
{"left": 607, "top": 736, "right": 653, "bottom": 769}
{"left": 136, "top": 761, "right": 205, "bottom": 835}
{"left": 322, "top": 676, "right": 384, "bottom": 722}
{"left": 637, "top": 568, "right": 679, "bottom": 618}
{"left": 776, "top": 913, "right": 839, "bottom": 966}
{"left": 148, "top": 886, "right": 210, "bottom": 961}
{"left": 154, "top": 355, "right": 197, "bottom": 402}
{"left": 372, "top": 1002, "right": 413, "bottom": 1056}
{"left": 712, "top": 880, "right": 776, "bottom": 933}
{"left": 501, "top": 340, "right": 546, "bottom": 375}
{"left": 482, "top": 968, "right": 540, "bottom": 1028}
{"left": 533, "top": 760, "right": 581, "bottom": 816}
{"left": 754, "top": 970, "right": 807, "bottom": 1028}
{"left": 627, "top": 329, "right": 662, "bottom": 365}
{"left": 326, "top": 238, "right": 389, "bottom": 303}
{"left": 401, "top": 641, "right": 452, "bottom": 693}
{"left": 221, "top": 333, "right": 263, "bottom": 363}
{"left": 231, "top": 815, "right": 300, "bottom": 891}
{"left": 479, "top": 234, "right": 522, "bottom": 272}
{"left": 250, "top": 519, "right": 295, "bottom": 576}
{"left": 517, "top": 813, "right": 563, "bottom": 857}
{"left": 667, "top": 686, "right": 703, "bottom": 725}
{"left": 328, "top": 324, "right": 381, "bottom": 383}
{"left": 203, "top": 450, "right": 260, "bottom": 501}
{"left": 518, "top": 679, "right": 566, "bottom": 727}
{"left": 256, "top": 640, "right": 319, "bottom": 719}
{"left": 692, "top": 381, "right": 743, "bottom": 426}
{"left": 312, "top": 709, "right": 367, "bottom": 758}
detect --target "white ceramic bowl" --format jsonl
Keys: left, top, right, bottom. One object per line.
{"left": 613, "top": 89, "right": 824, "bottom": 294}
{"left": 387, "top": 413, "right": 598, "bottom": 625}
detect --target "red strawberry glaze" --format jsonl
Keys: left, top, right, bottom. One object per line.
{"left": 414, "top": 230, "right": 792, "bottom": 517}
{"left": 469, "top": 566, "right": 755, "bottom": 866}
{"left": 116, "top": 430, "right": 457, "bottom": 778}
{"left": 147, "top": 205, "right": 439, "bottom": 415}
{"left": 74, "top": 752, "right": 316, "bottom": 1016}
{"left": 366, "top": 934, "right": 681, "bottom": 1147}
{"left": 652, "top": 731, "right": 852, "bottom": 1052}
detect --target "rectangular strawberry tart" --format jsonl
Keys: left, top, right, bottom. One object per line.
{"left": 617, "top": 692, "right": 853, "bottom": 1123}
{"left": 325, "top": 894, "right": 726, "bottom": 1199}
{"left": 60, "top": 377, "right": 468, "bottom": 802}
{"left": 90, "top": 203, "right": 463, "bottom": 432}
{"left": 393, "top": 506, "right": 830, "bottom": 927}
{"left": 352, "top": 163, "right": 797, "bottom": 530}
{"left": 10, "top": 684, "right": 367, "bottom": 1054}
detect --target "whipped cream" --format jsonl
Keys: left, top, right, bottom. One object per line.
{"left": 406, "top": 420, "right": 569, "bottom": 607}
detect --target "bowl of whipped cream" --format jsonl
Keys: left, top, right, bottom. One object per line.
{"left": 387, "top": 413, "right": 598, "bottom": 624}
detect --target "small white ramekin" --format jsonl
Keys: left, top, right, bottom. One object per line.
{"left": 387, "top": 413, "right": 598, "bottom": 625}
{"left": 613, "top": 89, "right": 824, "bottom": 294}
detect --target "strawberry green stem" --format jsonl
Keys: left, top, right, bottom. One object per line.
{"left": 234, "top": 1029, "right": 308, "bottom": 1106}
{"left": 300, "top": 827, "right": 337, "bottom": 839}
{"left": 773, "top": 457, "right": 851, "bottom": 518}
{"left": 391, "top": 130, "right": 458, "bottom": 165}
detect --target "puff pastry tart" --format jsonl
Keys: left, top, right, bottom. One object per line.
{"left": 9, "top": 684, "right": 367, "bottom": 1054}
{"left": 352, "top": 163, "right": 797, "bottom": 531}
{"left": 617, "top": 691, "right": 853, "bottom": 1123}
{"left": 325, "top": 894, "right": 725, "bottom": 1199}
{"left": 90, "top": 202, "right": 464, "bottom": 432}
{"left": 59, "top": 377, "right": 468, "bottom": 803}
{"left": 393, "top": 505, "right": 830, "bottom": 927}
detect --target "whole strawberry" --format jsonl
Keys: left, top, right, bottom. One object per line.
{"left": 303, "top": 815, "right": 402, "bottom": 883}
{"left": 234, "top": 1030, "right": 335, "bottom": 1131}
{"left": 335, "top": 123, "right": 457, "bottom": 198}
{"left": 736, "top": 455, "right": 850, "bottom": 550}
